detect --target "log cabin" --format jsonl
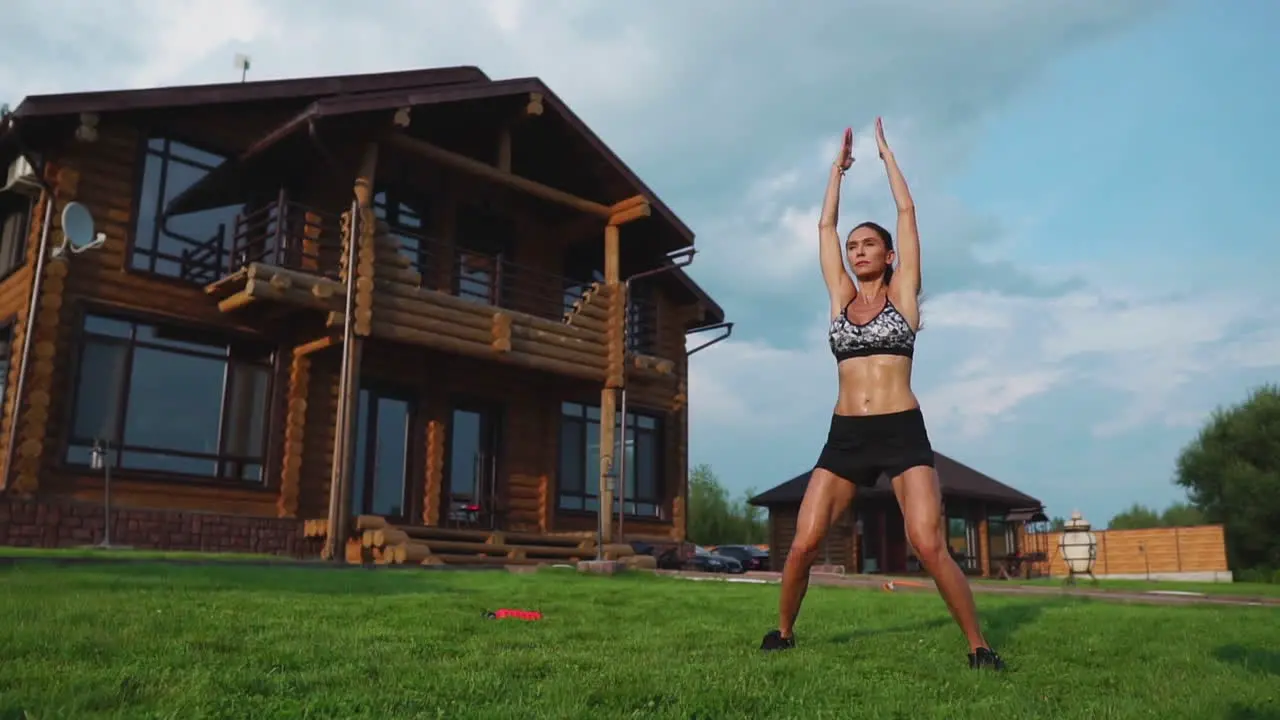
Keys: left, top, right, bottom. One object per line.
{"left": 0, "top": 66, "right": 729, "bottom": 564}
{"left": 748, "top": 453, "right": 1048, "bottom": 578}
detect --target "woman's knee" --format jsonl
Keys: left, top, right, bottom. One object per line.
{"left": 789, "top": 532, "right": 824, "bottom": 559}
{"left": 905, "top": 519, "right": 945, "bottom": 561}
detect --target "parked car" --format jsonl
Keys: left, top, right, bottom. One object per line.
{"left": 689, "top": 545, "right": 744, "bottom": 574}
{"left": 713, "top": 544, "right": 770, "bottom": 572}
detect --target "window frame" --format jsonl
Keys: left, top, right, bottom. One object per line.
{"left": 59, "top": 303, "right": 279, "bottom": 488}
{"left": 556, "top": 399, "right": 666, "bottom": 520}
{"left": 0, "top": 193, "right": 33, "bottom": 283}
{"left": 127, "top": 133, "right": 241, "bottom": 285}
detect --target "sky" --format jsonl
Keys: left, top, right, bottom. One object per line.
{"left": 2, "top": 0, "right": 1277, "bottom": 527}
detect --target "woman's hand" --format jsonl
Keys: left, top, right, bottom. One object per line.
{"left": 835, "top": 127, "right": 854, "bottom": 171}
{"left": 874, "top": 117, "right": 891, "bottom": 159}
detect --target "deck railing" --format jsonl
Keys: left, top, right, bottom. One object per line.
{"left": 180, "top": 191, "right": 344, "bottom": 284}
{"left": 384, "top": 224, "right": 598, "bottom": 323}
{"left": 625, "top": 290, "right": 659, "bottom": 356}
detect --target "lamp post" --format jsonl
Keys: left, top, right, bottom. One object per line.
{"left": 89, "top": 438, "right": 122, "bottom": 549}
{"left": 1058, "top": 510, "right": 1097, "bottom": 586}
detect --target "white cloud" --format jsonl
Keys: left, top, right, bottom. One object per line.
{"left": 690, "top": 285, "right": 1280, "bottom": 448}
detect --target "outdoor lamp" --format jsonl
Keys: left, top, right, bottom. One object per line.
{"left": 1058, "top": 510, "right": 1098, "bottom": 585}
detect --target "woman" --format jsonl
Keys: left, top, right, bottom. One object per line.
{"left": 758, "top": 120, "right": 1004, "bottom": 670}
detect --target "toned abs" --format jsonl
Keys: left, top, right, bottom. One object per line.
{"left": 834, "top": 354, "right": 917, "bottom": 416}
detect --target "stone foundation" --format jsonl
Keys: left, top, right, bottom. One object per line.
{"left": 0, "top": 495, "right": 320, "bottom": 558}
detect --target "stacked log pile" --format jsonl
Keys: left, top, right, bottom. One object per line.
{"left": 341, "top": 516, "right": 637, "bottom": 567}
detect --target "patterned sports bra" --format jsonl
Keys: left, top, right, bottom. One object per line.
{"left": 828, "top": 294, "right": 916, "bottom": 362}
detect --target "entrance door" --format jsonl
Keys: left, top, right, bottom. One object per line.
{"left": 350, "top": 386, "right": 414, "bottom": 521}
{"left": 444, "top": 402, "right": 502, "bottom": 528}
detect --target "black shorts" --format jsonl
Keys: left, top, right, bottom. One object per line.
{"left": 814, "top": 407, "right": 935, "bottom": 487}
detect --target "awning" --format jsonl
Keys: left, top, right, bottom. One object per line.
{"left": 1005, "top": 507, "right": 1049, "bottom": 523}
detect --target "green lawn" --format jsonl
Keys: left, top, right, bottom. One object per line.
{"left": 1, "top": 560, "right": 1278, "bottom": 719}
{"left": 0, "top": 546, "right": 294, "bottom": 563}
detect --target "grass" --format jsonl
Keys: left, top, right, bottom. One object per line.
{"left": 1, "top": 560, "right": 1278, "bottom": 719}
{"left": 0, "top": 546, "right": 293, "bottom": 563}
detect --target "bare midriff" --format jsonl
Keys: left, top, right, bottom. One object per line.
{"left": 833, "top": 354, "right": 918, "bottom": 416}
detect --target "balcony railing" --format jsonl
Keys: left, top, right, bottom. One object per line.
{"left": 181, "top": 192, "right": 344, "bottom": 285}
{"left": 384, "top": 224, "right": 597, "bottom": 323}
{"left": 625, "top": 290, "right": 658, "bottom": 356}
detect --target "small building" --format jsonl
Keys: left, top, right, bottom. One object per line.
{"left": 748, "top": 453, "right": 1045, "bottom": 577}
{"left": 0, "top": 66, "right": 727, "bottom": 561}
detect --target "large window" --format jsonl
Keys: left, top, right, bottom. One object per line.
{"left": 64, "top": 312, "right": 274, "bottom": 482}
{"left": 558, "top": 401, "right": 663, "bottom": 518}
{"left": 0, "top": 194, "right": 32, "bottom": 280}
{"left": 947, "top": 512, "right": 980, "bottom": 572}
{"left": 132, "top": 137, "right": 243, "bottom": 281}
{"left": 374, "top": 188, "right": 434, "bottom": 281}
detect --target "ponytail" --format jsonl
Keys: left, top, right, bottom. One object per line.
{"left": 884, "top": 264, "right": 895, "bottom": 286}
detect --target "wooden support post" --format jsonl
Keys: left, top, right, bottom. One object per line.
{"left": 324, "top": 141, "right": 378, "bottom": 561}
{"left": 599, "top": 223, "right": 623, "bottom": 544}
{"left": 607, "top": 195, "right": 651, "bottom": 226}
{"left": 978, "top": 506, "right": 991, "bottom": 577}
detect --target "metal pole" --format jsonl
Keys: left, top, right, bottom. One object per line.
{"left": 613, "top": 247, "right": 696, "bottom": 538}
{"left": 323, "top": 197, "right": 360, "bottom": 561}
{"left": 102, "top": 440, "right": 113, "bottom": 546}
{"left": 2, "top": 189, "right": 54, "bottom": 488}
{"left": 618, "top": 385, "right": 627, "bottom": 541}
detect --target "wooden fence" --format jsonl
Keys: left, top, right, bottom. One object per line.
{"left": 1021, "top": 524, "right": 1229, "bottom": 577}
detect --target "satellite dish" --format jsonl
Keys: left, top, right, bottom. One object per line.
{"left": 53, "top": 201, "right": 106, "bottom": 257}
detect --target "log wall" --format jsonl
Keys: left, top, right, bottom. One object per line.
{"left": 2, "top": 107, "right": 706, "bottom": 548}
{"left": 9, "top": 118, "right": 294, "bottom": 515}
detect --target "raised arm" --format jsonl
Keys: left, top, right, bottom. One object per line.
{"left": 875, "top": 118, "right": 920, "bottom": 301}
{"left": 820, "top": 129, "right": 857, "bottom": 316}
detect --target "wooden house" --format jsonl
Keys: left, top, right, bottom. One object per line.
{"left": 0, "top": 66, "right": 728, "bottom": 564}
{"left": 748, "top": 453, "right": 1046, "bottom": 577}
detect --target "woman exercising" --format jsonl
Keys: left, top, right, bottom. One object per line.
{"left": 759, "top": 120, "right": 1004, "bottom": 670}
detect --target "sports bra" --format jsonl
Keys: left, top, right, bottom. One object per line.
{"left": 828, "top": 294, "right": 916, "bottom": 362}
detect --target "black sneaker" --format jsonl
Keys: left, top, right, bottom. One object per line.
{"left": 760, "top": 630, "right": 795, "bottom": 652}
{"left": 968, "top": 646, "right": 1005, "bottom": 670}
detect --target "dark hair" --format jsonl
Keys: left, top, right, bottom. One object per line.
{"left": 849, "top": 221, "right": 895, "bottom": 285}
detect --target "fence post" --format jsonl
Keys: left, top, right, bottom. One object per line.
{"left": 1174, "top": 526, "right": 1182, "bottom": 572}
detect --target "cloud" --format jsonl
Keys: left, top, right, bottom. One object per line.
{"left": 0, "top": 0, "right": 1199, "bottom": 518}
{"left": 690, "top": 285, "right": 1280, "bottom": 452}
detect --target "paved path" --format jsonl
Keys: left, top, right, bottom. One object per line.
{"left": 656, "top": 569, "right": 1280, "bottom": 608}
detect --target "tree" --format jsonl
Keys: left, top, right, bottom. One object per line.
{"left": 686, "top": 464, "right": 767, "bottom": 545}
{"left": 1160, "top": 501, "right": 1205, "bottom": 528}
{"left": 1175, "top": 384, "right": 1280, "bottom": 573}
{"left": 1108, "top": 503, "right": 1163, "bottom": 530}
{"left": 1107, "top": 501, "right": 1206, "bottom": 530}
{"left": 1049, "top": 516, "right": 1066, "bottom": 532}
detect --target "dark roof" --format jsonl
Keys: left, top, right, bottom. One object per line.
{"left": 747, "top": 451, "right": 1042, "bottom": 508}
{"left": 7, "top": 66, "right": 489, "bottom": 118}
{"left": 1, "top": 66, "right": 724, "bottom": 324}
{"left": 164, "top": 76, "right": 692, "bottom": 246}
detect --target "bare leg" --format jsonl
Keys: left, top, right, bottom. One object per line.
{"left": 892, "top": 466, "right": 988, "bottom": 652}
{"left": 776, "top": 468, "right": 857, "bottom": 639}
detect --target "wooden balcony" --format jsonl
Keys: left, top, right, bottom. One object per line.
{"left": 359, "top": 222, "right": 610, "bottom": 381}
{"left": 194, "top": 195, "right": 619, "bottom": 381}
